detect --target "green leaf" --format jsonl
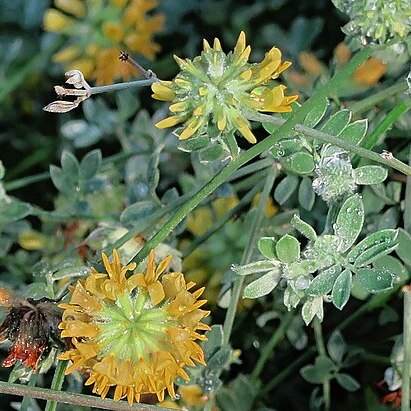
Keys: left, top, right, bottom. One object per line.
{"left": 204, "top": 325, "right": 224, "bottom": 360}
{"left": 307, "top": 266, "right": 341, "bottom": 297}
{"left": 304, "top": 97, "right": 329, "bottom": 128}
{"left": 49, "top": 165, "right": 72, "bottom": 194}
{"left": 354, "top": 166, "right": 388, "bottom": 185}
{"left": 60, "top": 120, "right": 103, "bottom": 148}
{"left": 1, "top": 201, "right": 32, "bottom": 221}
{"left": 300, "top": 355, "right": 335, "bottom": 384}
{"left": 356, "top": 268, "right": 394, "bottom": 293}
{"left": 291, "top": 214, "right": 317, "bottom": 241}
{"left": 0, "top": 161, "right": 4, "bottom": 180}
{"left": 321, "top": 109, "right": 352, "bottom": 136}
{"left": 336, "top": 373, "right": 361, "bottom": 392}
{"left": 199, "top": 145, "right": 225, "bottom": 163}
{"left": 334, "top": 194, "right": 364, "bottom": 252}
{"left": 285, "top": 152, "right": 315, "bottom": 174}
{"left": 80, "top": 149, "right": 102, "bottom": 179}
{"left": 243, "top": 270, "right": 282, "bottom": 298}
{"left": 339, "top": 119, "right": 368, "bottom": 145}
{"left": 206, "top": 347, "right": 232, "bottom": 373}
{"left": 120, "top": 201, "right": 156, "bottom": 225}
{"left": 327, "top": 330, "right": 346, "bottom": 364}
{"left": 347, "top": 229, "right": 398, "bottom": 262}
{"left": 61, "top": 150, "right": 80, "bottom": 179}
{"left": 396, "top": 229, "right": 411, "bottom": 266}
{"left": 274, "top": 175, "right": 299, "bottom": 205}
{"left": 276, "top": 234, "right": 300, "bottom": 263}
{"left": 373, "top": 255, "right": 408, "bottom": 282}
{"left": 53, "top": 266, "right": 90, "bottom": 280}
{"left": 179, "top": 135, "right": 210, "bottom": 152}
{"left": 258, "top": 237, "right": 277, "bottom": 259}
{"left": 332, "top": 269, "right": 352, "bottom": 310}
{"left": 353, "top": 238, "right": 399, "bottom": 268}
{"left": 298, "top": 177, "right": 315, "bottom": 211}
{"left": 235, "top": 260, "right": 278, "bottom": 276}
{"left": 302, "top": 296, "right": 324, "bottom": 325}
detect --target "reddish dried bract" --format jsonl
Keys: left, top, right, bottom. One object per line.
{"left": 0, "top": 292, "right": 64, "bottom": 371}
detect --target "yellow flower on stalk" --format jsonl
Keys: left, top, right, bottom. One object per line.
{"left": 58, "top": 250, "right": 210, "bottom": 404}
{"left": 44, "top": 0, "right": 164, "bottom": 85}
{"left": 152, "top": 32, "right": 298, "bottom": 145}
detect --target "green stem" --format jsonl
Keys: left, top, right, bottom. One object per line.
{"left": 313, "top": 319, "right": 330, "bottom": 411}
{"left": 183, "top": 181, "right": 265, "bottom": 258}
{"left": 353, "top": 99, "right": 411, "bottom": 166}
{"left": 132, "top": 47, "right": 373, "bottom": 265}
{"left": 260, "top": 346, "right": 316, "bottom": 396}
{"left": 89, "top": 78, "right": 156, "bottom": 95}
{"left": 0, "top": 381, "right": 173, "bottom": 411}
{"left": 402, "top": 286, "right": 411, "bottom": 411}
{"left": 251, "top": 311, "right": 294, "bottom": 380}
{"left": 223, "top": 165, "right": 279, "bottom": 345}
{"left": 405, "top": 150, "right": 411, "bottom": 233}
{"left": 348, "top": 81, "right": 408, "bottom": 114}
{"left": 45, "top": 360, "right": 67, "bottom": 411}
{"left": 245, "top": 111, "right": 411, "bottom": 176}
{"left": 20, "top": 373, "right": 39, "bottom": 411}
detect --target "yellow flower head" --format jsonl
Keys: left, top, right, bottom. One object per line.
{"left": 152, "top": 32, "right": 297, "bottom": 147}
{"left": 59, "top": 250, "right": 210, "bottom": 404}
{"left": 44, "top": 0, "right": 164, "bottom": 85}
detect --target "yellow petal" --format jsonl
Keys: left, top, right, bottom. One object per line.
{"left": 151, "top": 81, "right": 175, "bottom": 101}
{"left": 169, "top": 101, "right": 187, "bottom": 113}
{"left": 148, "top": 281, "right": 165, "bottom": 306}
{"left": 155, "top": 115, "right": 183, "bottom": 129}
{"left": 54, "top": 45, "right": 80, "bottom": 62}
{"left": 55, "top": 0, "right": 85, "bottom": 17}
{"left": 235, "top": 116, "right": 256, "bottom": 144}
{"left": 102, "top": 22, "right": 124, "bottom": 42}
{"left": 179, "top": 122, "right": 200, "bottom": 140}
{"left": 203, "top": 39, "right": 212, "bottom": 52}
{"left": 43, "top": 9, "right": 73, "bottom": 31}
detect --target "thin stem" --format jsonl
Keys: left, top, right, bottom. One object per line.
{"left": 223, "top": 165, "right": 279, "bottom": 345}
{"left": 132, "top": 47, "right": 373, "bottom": 265}
{"left": 89, "top": 79, "right": 157, "bottom": 95}
{"left": 261, "top": 346, "right": 316, "bottom": 396}
{"left": 405, "top": 150, "right": 411, "bottom": 233}
{"left": 245, "top": 111, "right": 411, "bottom": 176}
{"left": 348, "top": 81, "right": 408, "bottom": 114}
{"left": 45, "top": 360, "right": 67, "bottom": 411}
{"left": 20, "top": 373, "right": 39, "bottom": 411}
{"left": 402, "top": 286, "right": 411, "bottom": 411}
{"left": 251, "top": 311, "right": 294, "bottom": 380}
{"left": 352, "top": 99, "right": 411, "bottom": 167}
{"left": 313, "top": 319, "right": 330, "bottom": 411}
{"left": 0, "top": 381, "right": 174, "bottom": 411}
{"left": 183, "top": 181, "right": 265, "bottom": 258}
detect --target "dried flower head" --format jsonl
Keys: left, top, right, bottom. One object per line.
{"left": 151, "top": 32, "right": 297, "bottom": 149}
{"left": 0, "top": 288, "right": 63, "bottom": 370}
{"left": 332, "top": 0, "right": 411, "bottom": 45}
{"left": 44, "top": 0, "right": 164, "bottom": 85}
{"left": 59, "top": 250, "right": 210, "bottom": 404}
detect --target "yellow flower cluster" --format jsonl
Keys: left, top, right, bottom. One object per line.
{"left": 44, "top": 0, "right": 164, "bottom": 85}
{"left": 59, "top": 250, "right": 210, "bottom": 404}
{"left": 152, "top": 32, "right": 298, "bottom": 144}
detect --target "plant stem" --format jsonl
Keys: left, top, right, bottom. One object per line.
{"left": 132, "top": 47, "right": 373, "bottom": 265}
{"left": 45, "top": 360, "right": 67, "bottom": 411}
{"left": 245, "top": 111, "right": 411, "bottom": 176}
{"left": 0, "top": 381, "right": 174, "bottom": 411}
{"left": 251, "top": 311, "right": 294, "bottom": 380}
{"left": 405, "top": 150, "right": 411, "bottom": 233}
{"left": 261, "top": 346, "right": 316, "bottom": 396}
{"left": 183, "top": 181, "right": 265, "bottom": 258}
{"left": 313, "top": 319, "right": 330, "bottom": 411}
{"left": 352, "top": 99, "right": 411, "bottom": 166}
{"left": 223, "top": 165, "right": 279, "bottom": 345}
{"left": 402, "top": 286, "right": 411, "bottom": 411}
{"left": 348, "top": 82, "right": 408, "bottom": 114}
{"left": 89, "top": 78, "right": 157, "bottom": 95}
{"left": 20, "top": 373, "right": 39, "bottom": 411}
